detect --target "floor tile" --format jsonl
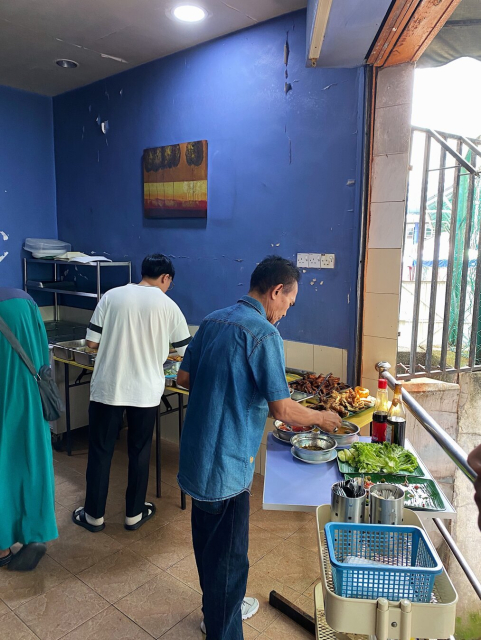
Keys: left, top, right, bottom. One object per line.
{"left": 294, "top": 594, "right": 315, "bottom": 618}
{"left": 245, "top": 564, "right": 303, "bottom": 633}
{"left": 77, "top": 548, "right": 161, "bottom": 603}
{"left": 131, "top": 521, "right": 193, "bottom": 570}
{"left": 0, "top": 611, "right": 39, "bottom": 639}
{"left": 285, "top": 521, "right": 319, "bottom": 553}
{"left": 262, "top": 612, "right": 314, "bottom": 639}
{"left": 166, "top": 553, "right": 201, "bottom": 593}
{"left": 115, "top": 571, "right": 201, "bottom": 638}
{"left": 15, "top": 577, "right": 108, "bottom": 640}
{"left": 157, "top": 606, "right": 203, "bottom": 639}
{"left": 53, "top": 463, "right": 84, "bottom": 487}
{"left": 47, "top": 505, "right": 123, "bottom": 574}
{"left": 249, "top": 541, "right": 321, "bottom": 595}
{"left": 54, "top": 477, "right": 87, "bottom": 510}
{"left": 302, "top": 579, "right": 321, "bottom": 599}
{"left": 62, "top": 606, "right": 152, "bottom": 640}
{"left": 0, "top": 554, "right": 70, "bottom": 609}
{"left": 249, "top": 509, "right": 313, "bottom": 539}
{"left": 248, "top": 524, "right": 283, "bottom": 565}
{"left": 0, "top": 597, "right": 10, "bottom": 616}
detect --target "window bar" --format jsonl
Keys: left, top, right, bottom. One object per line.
{"left": 428, "top": 129, "right": 477, "bottom": 175}
{"left": 469, "top": 173, "right": 481, "bottom": 368}
{"left": 410, "top": 133, "right": 431, "bottom": 376}
{"left": 425, "top": 144, "right": 447, "bottom": 372}
{"left": 454, "top": 172, "right": 476, "bottom": 370}
{"left": 440, "top": 139, "right": 463, "bottom": 371}
{"left": 460, "top": 136, "right": 481, "bottom": 160}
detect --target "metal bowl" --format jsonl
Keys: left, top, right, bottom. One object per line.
{"left": 273, "top": 420, "right": 315, "bottom": 442}
{"left": 290, "top": 433, "right": 337, "bottom": 462}
{"left": 319, "top": 421, "right": 360, "bottom": 446}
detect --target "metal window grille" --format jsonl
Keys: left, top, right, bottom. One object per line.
{"left": 397, "top": 127, "right": 481, "bottom": 379}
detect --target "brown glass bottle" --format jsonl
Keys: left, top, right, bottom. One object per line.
{"left": 386, "top": 382, "right": 406, "bottom": 446}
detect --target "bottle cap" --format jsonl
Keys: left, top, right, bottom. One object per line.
{"left": 378, "top": 379, "right": 388, "bottom": 389}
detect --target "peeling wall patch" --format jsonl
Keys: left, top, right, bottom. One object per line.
{"left": 1, "top": 231, "right": 8, "bottom": 240}
{"left": 0, "top": 251, "right": 8, "bottom": 262}
{"left": 346, "top": 179, "right": 355, "bottom": 186}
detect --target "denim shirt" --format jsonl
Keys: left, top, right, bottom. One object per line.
{"left": 177, "top": 295, "right": 290, "bottom": 501}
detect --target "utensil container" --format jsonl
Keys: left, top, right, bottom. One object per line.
{"left": 331, "top": 481, "right": 366, "bottom": 523}
{"left": 369, "top": 483, "right": 405, "bottom": 525}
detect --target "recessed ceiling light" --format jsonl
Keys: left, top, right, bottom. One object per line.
{"left": 55, "top": 59, "right": 79, "bottom": 69}
{"left": 172, "top": 5, "right": 206, "bottom": 22}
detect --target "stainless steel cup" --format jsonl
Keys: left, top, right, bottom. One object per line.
{"left": 330, "top": 481, "right": 366, "bottom": 523}
{"left": 369, "top": 484, "right": 405, "bottom": 525}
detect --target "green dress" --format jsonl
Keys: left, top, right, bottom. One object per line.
{"left": 0, "top": 288, "right": 58, "bottom": 548}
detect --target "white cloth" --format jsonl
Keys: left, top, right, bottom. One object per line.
{"left": 86, "top": 284, "right": 191, "bottom": 407}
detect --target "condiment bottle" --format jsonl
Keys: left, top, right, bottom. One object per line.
{"left": 372, "top": 379, "right": 389, "bottom": 443}
{"left": 386, "top": 382, "right": 406, "bottom": 446}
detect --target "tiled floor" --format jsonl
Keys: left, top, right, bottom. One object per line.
{"left": 0, "top": 431, "right": 320, "bottom": 639}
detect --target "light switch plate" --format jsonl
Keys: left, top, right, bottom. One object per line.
{"left": 320, "top": 253, "right": 335, "bottom": 269}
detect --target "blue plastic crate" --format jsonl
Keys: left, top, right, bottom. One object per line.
{"left": 324, "top": 522, "right": 443, "bottom": 602}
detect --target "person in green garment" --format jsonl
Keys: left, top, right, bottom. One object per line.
{"left": 0, "top": 287, "right": 58, "bottom": 571}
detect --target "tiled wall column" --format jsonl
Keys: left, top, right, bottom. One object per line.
{"left": 361, "top": 63, "right": 415, "bottom": 393}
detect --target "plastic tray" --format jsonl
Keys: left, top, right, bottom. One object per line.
{"left": 344, "top": 474, "right": 445, "bottom": 511}
{"left": 315, "top": 505, "right": 457, "bottom": 640}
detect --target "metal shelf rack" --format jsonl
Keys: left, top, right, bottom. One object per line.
{"left": 24, "top": 257, "right": 132, "bottom": 320}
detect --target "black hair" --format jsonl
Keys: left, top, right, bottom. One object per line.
{"left": 141, "top": 254, "right": 175, "bottom": 279}
{"left": 249, "top": 255, "right": 300, "bottom": 294}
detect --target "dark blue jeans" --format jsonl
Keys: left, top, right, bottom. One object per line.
{"left": 192, "top": 491, "right": 250, "bottom": 640}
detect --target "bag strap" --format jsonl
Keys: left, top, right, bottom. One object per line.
{"left": 0, "top": 314, "right": 39, "bottom": 379}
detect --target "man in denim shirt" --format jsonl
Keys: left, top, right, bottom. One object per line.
{"left": 177, "top": 256, "right": 341, "bottom": 639}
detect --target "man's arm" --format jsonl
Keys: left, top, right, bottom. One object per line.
{"left": 177, "top": 370, "right": 190, "bottom": 390}
{"left": 86, "top": 340, "right": 99, "bottom": 350}
{"left": 269, "top": 398, "right": 341, "bottom": 432}
{"left": 467, "top": 443, "right": 481, "bottom": 531}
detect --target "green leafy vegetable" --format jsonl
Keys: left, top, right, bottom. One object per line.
{"left": 341, "top": 442, "right": 418, "bottom": 474}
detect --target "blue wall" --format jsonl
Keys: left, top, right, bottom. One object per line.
{"left": 0, "top": 86, "right": 57, "bottom": 289}
{"left": 53, "top": 11, "right": 365, "bottom": 379}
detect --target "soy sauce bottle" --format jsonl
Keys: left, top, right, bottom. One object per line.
{"left": 372, "top": 379, "right": 389, "bottom": 443}
{"left": 386, "top": 382, "right": 406, "bottom": 446}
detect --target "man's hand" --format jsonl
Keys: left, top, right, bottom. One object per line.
{"left": 177, "top": 369, "right": 190, "bottom": 390}
{"left": 86, "top": 340, "right": 99, "bottom": 350}
{"left": 467, "top": 443, "right": 481, "bottom": 531}
{"left": 316, "top": 410, "right": 342, "bottom": 433}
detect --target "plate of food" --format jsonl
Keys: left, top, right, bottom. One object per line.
{"left": 337, "top": 442, "right": 425, "bottom": 477}
{"left": 289, "top": 372, "right": 350, "bottom": 397}
{"left": 273, "top": 421, "right": 316, "bottom": 442}
{"left": 308, "top": 387, "right": 375, "bottom": 418}
{"left": 344, "top": 474, "right": 445, "bottom": 511}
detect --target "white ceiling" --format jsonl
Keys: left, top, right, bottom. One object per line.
{"left": 0, "top": 0, "right": 306, "bottom": 96}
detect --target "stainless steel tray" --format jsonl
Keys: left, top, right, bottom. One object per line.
{"left": 73, "top": 348, "right": 96, "bottom": 367}
{"left": 52, "top": 339, "right": 87, "bottom": 360}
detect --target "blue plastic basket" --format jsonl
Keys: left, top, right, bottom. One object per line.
{"left": 324, "top": 522, "right": 443, "bottom": 602}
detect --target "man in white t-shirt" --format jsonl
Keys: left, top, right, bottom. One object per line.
{"left": 73, "top": 254, "right": 191, "bottom": 533}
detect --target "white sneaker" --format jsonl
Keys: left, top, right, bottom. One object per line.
{"left": 200, "top": 597, "right": 259, "bottom": 634}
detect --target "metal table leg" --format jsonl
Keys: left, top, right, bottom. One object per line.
{"left": 64, "top": 362, "right": 72, "bottom": 456}
{"left": 156, "top": 405, "right": 161, "bottom": 498}
{"left": 178, "top": 393, "right": 186, "bottom": 510}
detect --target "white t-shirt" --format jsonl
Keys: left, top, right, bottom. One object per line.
{"left": 86, "top": 283, "right": 191, "bottom": 407}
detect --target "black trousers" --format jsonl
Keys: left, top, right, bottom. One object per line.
{"left": 85, "top": 401, "right": 158, "bottom": 519}
{"left": 192, "top": 491, "right": 250, "bottom": 640}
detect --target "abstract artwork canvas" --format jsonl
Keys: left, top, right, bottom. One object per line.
{"left": 143, "top": 140, "right": 207, "bottom": 218}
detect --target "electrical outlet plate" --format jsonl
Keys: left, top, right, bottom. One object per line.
{"left": 320, "top": 253, "right": 335, "bottom": 269}
{"left": 296, "top": 253, "right": 309, "bottom": 268}
{"left": 308, "top": 253, "right": 321, "bottom": 269}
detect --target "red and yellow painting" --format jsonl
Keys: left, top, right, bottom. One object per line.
{"left": 143, "top": 140, "right": 207, "bottom": 218}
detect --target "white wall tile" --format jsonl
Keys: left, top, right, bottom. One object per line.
{"left": 371, "top": 153, "right": 410, "bottom": 203}
{"left": 39, "top": 305, "right": 55, "bottom": 321}
{"left": 365, "top": 248, "right": 402, "bottom": 295}
{"left": 363, "top": 292, "right": 400, "bottom": 340}
{"left": 313, "top": 345, "right": 343, "bottom": 378}
{"left": 361, "top": 376, "right": 379, "bottom": 397}
{"left": 376, "top": 63, "right": 414, "bottom": 109}
{"left": 373, "top": 103, "right": 412, "bottom": 156}
{"left": 368, "top": 202, "right": 405, "bottom": 249}
{"left": 361, "top": 335, "right": 398, "bottom": 382}
{"left": 285, "top": 341, "right": 314, "bottom": 371}
{"left": 342, "top": 349, "right": 348, "bottom": 383}
{"left": 188, "top": 325, "right": 199, "bottom": 336}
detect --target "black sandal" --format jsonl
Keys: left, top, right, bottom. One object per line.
{"left": 0, "top": 551, "right": 12, "bottom": 568}
{"left": 72, "top": 508, "right": 105, "bottom": 533}
{"left": 8, "top": 543, "right": 46, "bottom": 572}
{"left": 124, "top": 502, "right": 156, "bottom": 531}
